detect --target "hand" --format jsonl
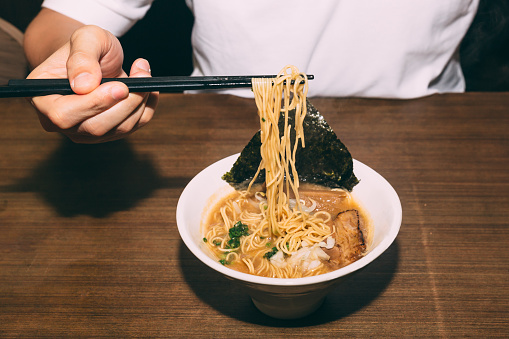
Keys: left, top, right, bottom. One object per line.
{"left": 27, "top": 25, "right": 158, "bottom": 143}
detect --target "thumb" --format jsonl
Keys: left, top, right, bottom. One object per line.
{"left": 67, "top": 25, "right": 124, "bottom": 94}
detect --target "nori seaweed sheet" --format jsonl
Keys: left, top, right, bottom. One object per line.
{"left": 222, "top": 100, "right": 359, "bottom": 191}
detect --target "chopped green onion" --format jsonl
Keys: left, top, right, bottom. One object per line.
{"left": 264, "top": 247, "right": 278, "bottom": 259}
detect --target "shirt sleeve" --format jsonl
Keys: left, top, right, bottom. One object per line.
{"left": 41, "top": 0, "right": 154, "bottom": 36}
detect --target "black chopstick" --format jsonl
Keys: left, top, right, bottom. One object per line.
{"left": 0, "top": 75, "right": 314, "bottom": 98}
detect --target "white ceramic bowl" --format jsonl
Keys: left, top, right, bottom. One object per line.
{"left": 177, "top": 154, "right": 402, "bottom": 319}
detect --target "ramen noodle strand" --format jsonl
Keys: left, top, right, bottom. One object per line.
{"left": 242, "top": 258, "right": 255, "bottom": 274}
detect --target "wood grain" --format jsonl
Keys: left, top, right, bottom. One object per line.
{"left": 0, "top": 93, "right": 508, "bottom": 337}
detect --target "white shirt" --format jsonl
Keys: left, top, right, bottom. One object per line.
{"left": 42, "top": 0, "right": 479, "bottom": 99}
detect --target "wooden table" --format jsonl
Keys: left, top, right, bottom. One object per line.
{"left": 0, "top": 92, "right": 507, "bottom": 337}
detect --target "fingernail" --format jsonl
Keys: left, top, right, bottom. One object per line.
{"left": 111, "top": 85, "right": 128, "bottom": 100}
{"left": 136, "top": 59, "right": 151, "bottom": 73}
{"left": 71, "top": 72, "right": 93, "bottom": 90}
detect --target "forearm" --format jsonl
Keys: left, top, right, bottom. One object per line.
{"left": 24, "top": 8, "right": 85, "bottom": 69}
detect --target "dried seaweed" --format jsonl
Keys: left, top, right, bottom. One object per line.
{"left": 222, "top": 100, "right": 358, "bottom": 191}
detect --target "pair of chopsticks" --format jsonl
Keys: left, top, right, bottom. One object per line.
{"left": 0, "top": 75, "right": 314, "bottom": 98}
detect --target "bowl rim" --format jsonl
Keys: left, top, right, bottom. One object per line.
{"left": 176, "top": 154, "right": 402, "bottom": 287}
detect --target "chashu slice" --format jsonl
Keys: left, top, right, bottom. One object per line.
{"left": 323, "top": 209, "right": 366, "bottom": 268}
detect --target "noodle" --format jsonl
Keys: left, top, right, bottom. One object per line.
{"left": 250, "top": 66, "right": 332, "bottom": 258}
{"left": 203, "top": 66, "right": 371, "bottom": 278}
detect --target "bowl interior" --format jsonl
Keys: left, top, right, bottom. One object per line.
{"left": 176, "top": 154, "right": 402, "bottom": 286}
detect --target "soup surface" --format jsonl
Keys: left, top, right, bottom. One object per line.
{"left": 202, "top": 184, "right": 373, "bottom": 278}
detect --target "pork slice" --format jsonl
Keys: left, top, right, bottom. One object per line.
{"left": 332, "top": 209, "right": 366, "bottom": 262}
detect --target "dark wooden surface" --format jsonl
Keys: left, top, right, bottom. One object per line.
{"left": 0, "top": 93, "right": 508, "bottom": 337}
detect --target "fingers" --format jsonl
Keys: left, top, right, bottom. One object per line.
{"left": 115, "top": 59, "right": 155, "bottom": 131}
{"left": 113, "top": 58, "right": 158, "bottom": 132}
{"left": 36, "top": 87, "right": 157, "bottom": 144}
{"left": 125, "top": 58, "right": 158, "bottom": 128}
{"left": 67, "top": 26, "right": 124, "bottom": 94}
{"left": 62, "top": 90, "right": 158, "bottom": 144}
{"left": 77, "top": 59, "right": 157, "bottom": 134}
{"left": 76, "top": 90, "right": 148, "bottom": 137}
{"left": 29, "top": 56, "right": 158, "bottom": 144}
{"left": 130, "top": 57, "right": 151, "bottom": 75}
{"left": 25, "top": 23, "right": 157, "bottom": 144}
{"left": 113, "top": 91, "right": 158, "bottom": 135}
{"left": 32, "top": 81, "right": 130, "bottom": 130}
